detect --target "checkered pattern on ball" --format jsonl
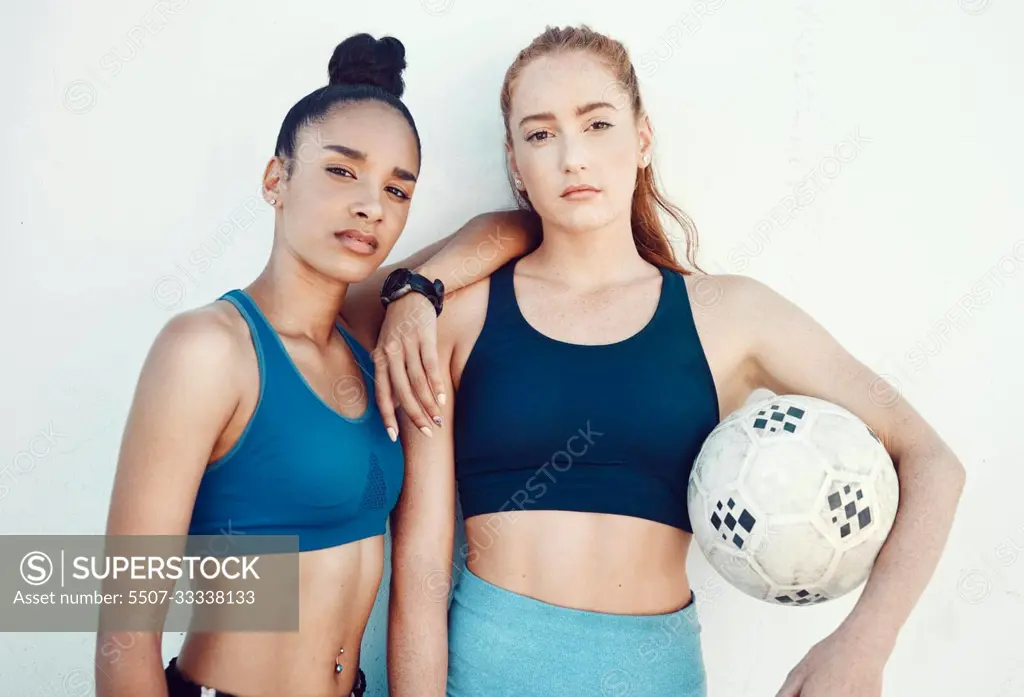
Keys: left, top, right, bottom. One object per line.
{"left": 709, "top": 497, "right": 757, "bottom": 550}
{"left": 750, "top": 403, "right": 806, "bottom": 437}
{"left": 775, "top": 589, "right": 829, "bottom": 605}
{"left": 824, "top": 482, "right": 873, "bottom": 539}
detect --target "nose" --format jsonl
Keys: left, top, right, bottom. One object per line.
{"left": 348, "top": 184, "right": 384, "bottom": 225}
{"left": 560, "top": 133, "right": 588, "bottom": 174}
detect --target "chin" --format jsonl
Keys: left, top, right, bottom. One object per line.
{"left": 555, "top": 204, "right": 619, "bottom": 233}
{"left": 325, "top": 254, "right": 379, "bottom": 284}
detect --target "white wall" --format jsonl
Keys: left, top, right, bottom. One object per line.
{"left": 1, "top": 0, "right": 1020, "bottom": 695}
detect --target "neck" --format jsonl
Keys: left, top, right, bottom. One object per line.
{"left": 246, "top": 246, "right": 348, "bottom": 346}
{"left": 530, "top": 210, "right": 649, "bottom": 288}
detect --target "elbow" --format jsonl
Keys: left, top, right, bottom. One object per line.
{"left": 950, "top": 456, "right": 967, "bottom": 497}
{"left": 934, "top": 440, "right": 967, "bottom": 496}
{"left": 390, "top": 541, "right": 454, "bottom": 610}
{"left": 912, "top": 441, "right": 967, "bottom": 501}
{"left": 391, "top": 548, "right": 453, "bottom": 595}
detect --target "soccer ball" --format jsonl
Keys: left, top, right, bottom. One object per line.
{"left": 687, "top": 394, "right": 899, "bottom": 606}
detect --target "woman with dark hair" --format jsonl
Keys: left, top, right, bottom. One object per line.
{"left": 387, "top": 25, "right": 965, "bottom": 697}
{"left": 96, "top": 33, "right": 534, "bottom": 697}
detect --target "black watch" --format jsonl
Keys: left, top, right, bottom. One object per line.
{"left": 380, "top": 268, "right": 445, "bottom": 316}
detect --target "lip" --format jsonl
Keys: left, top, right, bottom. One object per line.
{"left": 560, "top": 184, "right": 601, "bottom": 199}
{"left": 335, "top": 229, "right": 379, "bottom": 255}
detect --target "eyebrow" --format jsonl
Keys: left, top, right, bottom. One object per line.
{"left": 322, "top": 143, "right": 417, "bottom": 182}
{"left": 517, "top": 101, "right": 617, "bottom": 129}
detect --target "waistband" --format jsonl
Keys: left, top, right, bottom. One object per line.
{"left": 165, "top": 657, "right": 366, "bottom": 697}
{"left": 453, "top": 564, "right": 701, "bottom": 634}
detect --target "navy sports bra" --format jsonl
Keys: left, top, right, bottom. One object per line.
{"left": 453, "top": 257, "right": 719, "bottom": 533}
{"left": 187, "top": 289, "right": 404, "bottom": 552}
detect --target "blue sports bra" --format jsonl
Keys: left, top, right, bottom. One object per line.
{"left": 453, "top": 257, "right": 719, "bottom": 533}
{"left": 187, "top": 289, "right": 404, "bottom": 552}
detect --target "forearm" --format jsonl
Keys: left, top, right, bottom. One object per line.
{"left": 343, "top": 210, "right": 537, "bottom": 338}
{"left": 413, "top": 209, "right": 539, "bottom": 295}
{"left": 840, "top": 443, "right": 965, "bottom": 653}
{"left": 387, "top": 555, "right": 453, "bottom": 697}
{"left": 95, "top": 631, "right": 168, "bottom": 697}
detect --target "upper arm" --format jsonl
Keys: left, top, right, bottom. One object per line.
{"left": 98, "top": 308, "right": 242, "bottom": 673}
{"left": 738, "top": 276, "right": 942, "bottom": 464}
{"left": 105, "top": 308, "right": 241, "bottom": 538}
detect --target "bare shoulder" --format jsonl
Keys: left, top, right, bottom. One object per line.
{"left": 682, "top": 272, "right": 793, "bottom": 329}
{"left": 142, "top": 300, "right": 250, "bottom": 387}
{"left": 683, "top": 271, "right": 771, "bottom": 310}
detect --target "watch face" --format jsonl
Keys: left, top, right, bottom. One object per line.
{"left": 385, "top": 268, "right": 411, "bottom": 295}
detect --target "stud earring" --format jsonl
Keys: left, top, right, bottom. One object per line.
{"left": 267, "top": 197, "right": 277, "bottom": 205}
{"left": 514, "top": 177, "right": 523, "bottom": 189}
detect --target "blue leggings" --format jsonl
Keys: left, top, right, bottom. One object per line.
{"left": 446, "top": 565, "right": 707, "bottom": 697}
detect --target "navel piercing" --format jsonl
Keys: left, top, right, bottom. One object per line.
{"left": 335, "top": 647, "right": 344, "bottom": 674}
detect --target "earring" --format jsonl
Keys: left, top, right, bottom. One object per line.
{"left": 514, "top": 177, "right": 523, "bottom": 189}
{"left": 641, "top": 152, "right": 650, "bottom": 165}
{"left": 267, "top": 196, "right": 277, "bottom": 205}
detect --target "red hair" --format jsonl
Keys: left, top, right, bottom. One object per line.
{"left": 500, "top": 25, "right": 702, "bottom": 275}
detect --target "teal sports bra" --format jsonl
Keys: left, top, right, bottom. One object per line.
{"left": 187, "top": 289, "right": 404, "bottom": 552}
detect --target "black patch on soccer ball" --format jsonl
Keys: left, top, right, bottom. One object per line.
{"left": 751, "top": 401, "right": 805, "bottom": 436}
{"left": 776, "top": 589, "right": 826, "bottom": 606}
{"left": 826, "top": 481, "right": 874, "bottom": 540}
{"left": 738, "top": 509, "right": 756, "bottom": 533}
{"left": 711, "top": 498, "right": 757, "bottom": 550}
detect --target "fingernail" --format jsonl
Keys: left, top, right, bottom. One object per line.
{"left": 437, "top": 392, "right": 447, "bottom": 406}
{"left": 419, "top": 426, "right": 433, "bottom": 438}
{"left": 432, "top": 415, "right": 443, "bottom": 427}
{"left": 387, "top": 427, "right": 397, "bottom": 442}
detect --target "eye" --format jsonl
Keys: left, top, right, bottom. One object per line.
{"left": 326, "top": 166, "right": 354, "bottom": 178}
{"left": 589, "top": 120, "right": 613, "bottom": 131}
{"left": 386, "top": 186, "right": 411, "bottom": 201}
{"left": 525, "top": 130, "right": 552, "bottom": 143}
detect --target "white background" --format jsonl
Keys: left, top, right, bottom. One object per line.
{"left": 1, "top": 0, "right": 1021, "bottom": 695}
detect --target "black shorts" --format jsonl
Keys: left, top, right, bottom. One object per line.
{"left": 165, "top": 656, "right": 367, "bottom": 696}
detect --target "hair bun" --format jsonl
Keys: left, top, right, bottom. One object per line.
{"left": 327, "top": 33, "right": 407, "bottom": 98}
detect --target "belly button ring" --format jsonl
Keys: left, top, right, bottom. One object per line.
{"left": 335, "top": 647, "right": 344, "bottom": 674}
